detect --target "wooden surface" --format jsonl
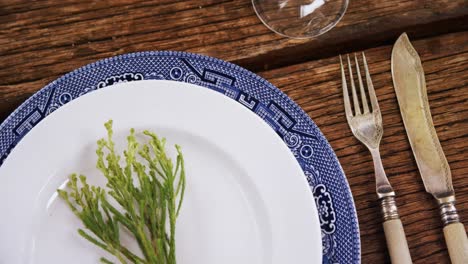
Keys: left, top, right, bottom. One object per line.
{"left": 0, "top": 1, "right": 467, "bottom": 263}
{"left": 260, "top": 32, "right": 468, "bottom": 263}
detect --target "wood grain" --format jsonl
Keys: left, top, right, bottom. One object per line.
{"left": 0, "top": 1, "right": 467, "bottom": 263}
{"left": 259, "top": 31, "right": 468, "bottom": 263}
{"left": 0, "top": 1, "right": 467, "bottom": 119}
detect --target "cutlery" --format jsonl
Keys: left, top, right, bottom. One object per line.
{"left": 392, "top": 33, "right": 468, "bottom": 264}
{"left": 340, "top": 53, "right": 412, "bottom": 263}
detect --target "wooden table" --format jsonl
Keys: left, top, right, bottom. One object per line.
{"left": 1, "top": 1, "right": 467, "bottom": 263}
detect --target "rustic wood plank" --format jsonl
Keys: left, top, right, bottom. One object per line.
{"left": 259, "top": 31, "right": 468, "bottom": 263}
{"left": 1, "top": 1, "right": 467, "bottom": 64}
{"left": 0, "top": 1, "right": 467, "bottom": 262}
{"left": 0, "top": 0, "right": 467, "bottom": 122}
{"left": 0, "top": 0, "right": 467, "bottom": 86}
{"left": 5, "top": 0, "right": 465, "bottom": 58}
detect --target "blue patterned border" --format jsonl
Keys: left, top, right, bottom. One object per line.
{"left": 0, "top": 51, "right": 360, "bottom": 263}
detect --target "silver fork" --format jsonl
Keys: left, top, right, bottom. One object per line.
{"left": 340, "top": 53, "right": 412, "bottom": 264}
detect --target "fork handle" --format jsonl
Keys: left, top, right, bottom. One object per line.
{"left": 381, "top": 196, "right": 412, "bottom": 264}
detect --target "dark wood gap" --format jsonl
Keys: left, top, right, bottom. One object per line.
{"left": 237, "top": 15, "right": 468, "bottom": 72}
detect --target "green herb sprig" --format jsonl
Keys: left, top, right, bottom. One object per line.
{"left": 58, "top": 120, "right": 186, "bottom": 264}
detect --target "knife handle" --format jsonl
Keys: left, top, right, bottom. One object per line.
{"left": 381, "top": 195, "right": 412, "bottom": 264}
{"left": 439, "top": 199, "right": 468, "bottom": 264}
{"left": 444, "top": 223, "right": 468, "bottom": 264}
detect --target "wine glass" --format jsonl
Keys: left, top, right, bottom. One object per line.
{"left": 252, "top": 0, "right": 348, "bottom": 39}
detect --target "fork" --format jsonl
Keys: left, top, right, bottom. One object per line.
{"left": 340, "top": 53, "right": 412, "bottom": 264}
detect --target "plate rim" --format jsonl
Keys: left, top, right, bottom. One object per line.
{"left": 0, "top": 50, "right": 360, "bottom": 263}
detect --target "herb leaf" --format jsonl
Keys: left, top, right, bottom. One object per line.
{"left": 58, "top": 120, "right": 186, "bottom": 264}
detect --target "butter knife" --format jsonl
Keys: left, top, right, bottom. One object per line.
{"left": 391, "top": 33, "right": 468, "bottom": 264}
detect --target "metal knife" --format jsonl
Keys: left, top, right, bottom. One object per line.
{"left": 391, "top": 33, "right": 468, "bottom": 264}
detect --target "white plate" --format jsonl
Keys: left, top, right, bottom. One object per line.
{"left": 0, "top": 80, "right": 321, "bottom": 264}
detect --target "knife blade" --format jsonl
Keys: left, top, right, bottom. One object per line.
{"left": 391, "top": 33, "right": 467, "bottom": 264}
{"left": 391, "top": 33, "right": 453, "bottom": 200}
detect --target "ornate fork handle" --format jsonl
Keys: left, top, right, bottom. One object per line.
{"left": 369, "top": 148, "right": 412, "bottom": 264}
{"left": 341, "top": 54, "right": 412, "bottom": 264}
{"left": 381, "top": 195, "right": 399, "bottom": 221}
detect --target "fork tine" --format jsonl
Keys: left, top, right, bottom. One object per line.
{"left": 354, "top": 54, "right": 370, "bottom": 114}
{"left": 340, "top": 55, "right": 353, "bottom": 119}
{"left": 347, "top": 54, "right": 361, "bottom": 115}
{"left": 362, "top": 52, "right": 379, "bottom": 111}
